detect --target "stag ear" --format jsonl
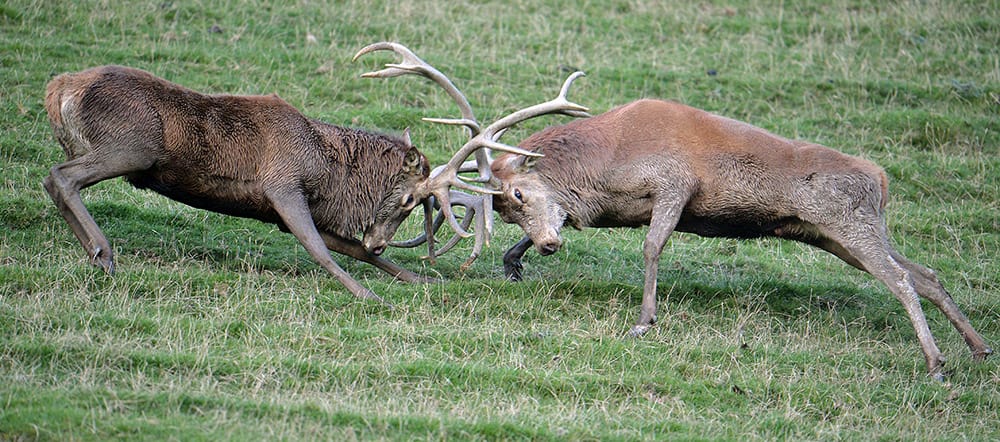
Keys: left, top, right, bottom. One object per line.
{"left": 401, "top": 127, "right": 412, "bottom": 146}
{"left": 522, "top": 154, "right": 540, "bottom": 171}
{"left": 403, "top": 146, "right": 426, "bottom": 174}
{"left": 511, "top": 154, "right": 540, "bottom": 173}
{"left": 494, "top": 154, "right": 537, "bottom": 174}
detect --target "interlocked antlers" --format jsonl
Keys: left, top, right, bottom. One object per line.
{"left": 353, "top": 42, "right": 588, "bottom": 268}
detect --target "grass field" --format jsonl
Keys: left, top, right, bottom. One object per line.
{"left": 2, "top": 0, "right": 998, "bottom": 440}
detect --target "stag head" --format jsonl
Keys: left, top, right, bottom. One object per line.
{"left": 353, "top": 42, "right": 589, "bottom": 268}
{"left": 361, "top": 140, "right": 430, "bottom": 255}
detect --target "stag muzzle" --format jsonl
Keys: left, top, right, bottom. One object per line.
{"left": 363, "top": 237, "right": 388, "bottom": 256}
{"left": 362, "top": 224, "right": 395, "bottom": 256}
{"left": 537, "top": 240, "right": 561, "bottom": 256}
{"left": 532, "top": 230, "right": 563, "bottom": 256}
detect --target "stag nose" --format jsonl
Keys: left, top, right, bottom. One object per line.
{"left": 537, "top": 241, "right": 561, "bottom": 256}
{"left": 364, "top": 236, "right": 388, "bottom": 256}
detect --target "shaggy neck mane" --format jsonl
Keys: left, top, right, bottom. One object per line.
{"left": 310, "top": 123, "right": 409, "bottom": 238}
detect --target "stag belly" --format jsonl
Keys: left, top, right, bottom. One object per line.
{"left": 674, "top": 212, "right": 798, "bottom": 239}
{"left": 675, "top": 170, "right": 806, "bottom": 239}
{"left": 125, "top": 171, "right": 278, "bottom": 223}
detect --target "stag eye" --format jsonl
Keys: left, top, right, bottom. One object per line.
{"left": 401, "top": 194, "right": 416, "bottom": 209}
{"left": 513, "top": 188, "right": 524, "bottom": 203}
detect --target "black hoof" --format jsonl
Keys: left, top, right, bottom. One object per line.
{"left": 503, "top": 261, "right": 524, "bottom": 282}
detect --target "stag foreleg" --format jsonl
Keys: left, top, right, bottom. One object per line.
{"left": 502, "top": 236, "right": 534, "bottom": 282}
{"left": 266, "top": 188, "right": 388, "bottom": 305}
{"left": 319, "top": 232, "right": 439, "bottom": 284}
{"left": 630, "top": 193, "right": 690, "bottom": 337}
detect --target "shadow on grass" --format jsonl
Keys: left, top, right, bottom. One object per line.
{"left": 84, "top": 200, "right": 304, "bottom": 272}
{"left": 72, "top": 200, "right": 428, "bottom": 279}
{"left": 499, "top": 266, "right": 911, "bottom": 337}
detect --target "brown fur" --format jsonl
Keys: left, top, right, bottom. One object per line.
{"left": 43, "top": 65, "right": 432, "bottom": 302}
{"left": 492, "top": 99, "right": 991, "bottom": 377}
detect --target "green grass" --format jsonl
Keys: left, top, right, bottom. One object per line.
{"left": 2, "top": 0, "right": 998, "bottom": 440}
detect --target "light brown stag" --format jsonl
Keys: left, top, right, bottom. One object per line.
{"left": 490, "top": 98, "right": 991, "bottom": 378}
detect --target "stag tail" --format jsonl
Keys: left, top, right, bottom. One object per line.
{"left": 44, "top": 75, "right": 67, "bottom": 128}
{"left": 878, "top": 169, "right": 889, "bottom": 211}
{"left": 44, "top": 73, "right": 92, "bottom": 159}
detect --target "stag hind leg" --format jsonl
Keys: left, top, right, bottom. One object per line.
{"left": 44, "top": 152, "right": 156, "bottom": 274}
{"left": 800, "top": 214, "right": 992, "bottom": 378}
{"left": 808, "top": 230, "right": 992, "bottom": 370}
{"left": 887, "top": 251, "right": 992, "bottom": 361}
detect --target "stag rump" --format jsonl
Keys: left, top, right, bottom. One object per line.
{"left": 491, "top": 99, "right": 992, "bottom": 378}
{"left": 43, "top": 65, "right": 431, "bottom": 302}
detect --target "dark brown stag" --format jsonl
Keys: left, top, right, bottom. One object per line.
{"left": 491, "top": 99, "right": 991, "bottom": 378}
{"left": 43, "top": 64, "right": 436, "bottom": 302}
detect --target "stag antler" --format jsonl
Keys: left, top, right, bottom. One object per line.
{"left": 353, "top": 42, "right": 589, "bottom": 268}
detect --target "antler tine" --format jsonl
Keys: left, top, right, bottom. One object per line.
{"left": 435, "top": 191, "right": 489, "bottom": 272}
{"left": 421, "top": 197, "right": 437, "bottom": 263}
{"left": 432, "top": 191, "right": 481, "bottom": 255}
{"left": 353, "top": 42, "right": 480, "bottom": 136}
{"left": 481, "top": 71, "right": 589, "bottom": 141}
{"left": 422, "top": 117, "right": 481, "bottom": 135}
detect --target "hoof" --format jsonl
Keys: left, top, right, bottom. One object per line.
{"left": 628, "top": 324, "right": 651, "bottom": 337}
{"left": 417, "top": 276, "right": 442, "bottom": 284}
{"left": 929, "top": 367, "right": 953, "bottom": 382}
{"left": 391, "top": 268, "right": 439, "bottom": 285}
{"left": 372, "top": 297, "right": 395, "bottom": 311}
{"left": 91, "top": 247, "right": 115, "bottom": 275}
{"left": 404, "top": 273, "right": 440, "bottom": 284}
{"left": 357, "top": 289, "right": 393, "bottom": 310}
{"left": 973, "top": 347, "right": 993, "bottom": 362}
{"left": 928, "top": 357, "right": 948, "bottom": 382}
{"left": 503, "top": 261, "right": 524, "bottom": 282}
